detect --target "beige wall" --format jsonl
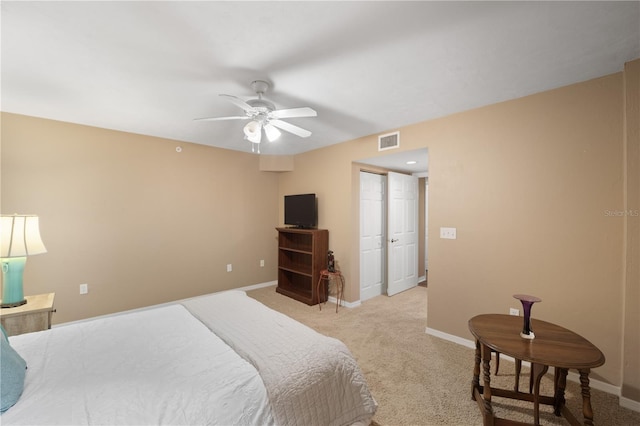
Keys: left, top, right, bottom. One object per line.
{"left": 1, "top": 113, "right": 279, "bottom": 324}
{"left": 278, "top": 64, "right": 639, "bottom": 397}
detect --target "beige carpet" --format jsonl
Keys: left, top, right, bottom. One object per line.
{"left": 247, "top": 285, "right": 640, "bottom": 426}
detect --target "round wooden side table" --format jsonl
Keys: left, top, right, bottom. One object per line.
{"left": 469, "top": 314, "right": 605, "bottom": 426}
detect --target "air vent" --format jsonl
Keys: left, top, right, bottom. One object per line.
{"left": 378, "top": 131, "right": 400, "bottom": 151}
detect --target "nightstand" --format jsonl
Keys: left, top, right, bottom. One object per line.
{"left": 0, "top": 293, "right": 55, "bottom": 336}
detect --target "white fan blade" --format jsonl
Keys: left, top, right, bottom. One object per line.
{"left": 220, "top": 94, "right": 256, "bottom": 113}
{"left": 270, "top": 107, "right": 317, "bottom": 119}
{"left": 193, "top": 116, "right": 250, "bottom": 121}
{"left": 264, "top": 123, "right": 282, "bottom": 142}
{"left": 270, "top": 119, "right": 312, "bottom": 138}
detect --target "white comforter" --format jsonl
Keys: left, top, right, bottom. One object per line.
{"left": 3, "top": 304, "right": 274, "bottom": 425}
{"left": 184, "top": 291, "right": 378, "bottom": 426}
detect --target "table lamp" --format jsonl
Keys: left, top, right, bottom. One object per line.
{"left": 1, "top": 215, "right": 47, "bottom": 308}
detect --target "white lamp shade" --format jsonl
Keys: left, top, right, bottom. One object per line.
{"left": 264, "top": 123, "right": 281, "bottom": 142}
{"left": 243, "top": 121, "right": 262, "bottom": 144}
{"left": 1, "top": 215, "right": 47, "bottom": 258}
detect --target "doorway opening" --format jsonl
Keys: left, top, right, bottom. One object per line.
{"left": 357, "top": 148, "right": 428, "bottom": 302}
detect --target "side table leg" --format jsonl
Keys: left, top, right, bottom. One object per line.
{"left": 531, "top": 362, "right": 549, "bottom": 426}
{"left": 553, "top": 368, "right": 568, "bottom": 416}
{"left": 336, "top": 274, "right": 345, "bottom": 313}
{"left": 579, "top": 369, "right": 595, "bottom": 426}
{"left": 481, "top": 343, "right": 494, "bottom": 423}
{"left": 472, "top": 339, "right": 481, "bottom": 400}
{"left": 317, "top": 276, "right": 324, "bottom": 311}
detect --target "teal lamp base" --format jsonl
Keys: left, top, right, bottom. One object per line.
{"left": 1, "top": 257, "right": 28, "bottom": 308}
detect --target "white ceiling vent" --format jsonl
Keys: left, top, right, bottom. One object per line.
{"left": 378, "top": 131, "right": 400, "bottom": 151}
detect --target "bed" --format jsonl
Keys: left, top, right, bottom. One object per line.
{"left": 0, "top": 290, "right": 377, "bottom": 425}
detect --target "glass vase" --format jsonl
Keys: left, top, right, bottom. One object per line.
{"left": 513, "top": 294, "right": 542, "bottom": 339}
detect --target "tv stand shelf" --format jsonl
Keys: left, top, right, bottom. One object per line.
{"left": 276, "top": 227, "right": 328, "bottom": 305}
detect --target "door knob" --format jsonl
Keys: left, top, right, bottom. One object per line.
{"left": 390, "top": 238, "right": 399, "bottom": 243}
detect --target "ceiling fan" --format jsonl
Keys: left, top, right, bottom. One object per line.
{"left": 195, "top": 80, "right": 317, "bottom": 153}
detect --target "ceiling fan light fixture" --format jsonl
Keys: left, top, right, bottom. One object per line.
{"left": 244, "top": 120, "right": 262, "bottom": 143}
{"left": 264, "top": 123, "right": 281, "bottom": 142}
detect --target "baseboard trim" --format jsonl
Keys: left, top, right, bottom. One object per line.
{"left": 237, "top": 280, "right": 278, "bottom": 292}
{"left": 425, "top": 327, "right": 638, "bottom": 412}
{"left": 426, "top": 327, "right": 476, "bottom": 349}
{"left": 621, "top": 395, "right": 640, "bottom": 412}
{"left": 327, "top": 296, "right": 361, "bottom": 308}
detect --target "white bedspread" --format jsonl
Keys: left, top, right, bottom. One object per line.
{"left": 183, "top": 291, "right": 378, "bottom": 426}
{"left": 2, "top": 304, "right": 274, "bottom": 425}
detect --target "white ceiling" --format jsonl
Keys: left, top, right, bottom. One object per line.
{"left": 2, "top": 1, "right": 639, "bottom": 162}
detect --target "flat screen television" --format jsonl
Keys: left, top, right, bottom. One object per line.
{"left": 284, "top": 193, "right": 317, "bottom": 228}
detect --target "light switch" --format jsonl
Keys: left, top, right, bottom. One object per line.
{"left": 440, "top": 227, "right": 457, "bottom": 239}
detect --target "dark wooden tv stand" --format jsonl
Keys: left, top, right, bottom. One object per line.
{"left": 276, "top": 227, "right": 328, "bottom": 305}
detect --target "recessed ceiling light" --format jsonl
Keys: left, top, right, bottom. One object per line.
{"left": 406, "top": 160, "right": 417, "bottom": 165}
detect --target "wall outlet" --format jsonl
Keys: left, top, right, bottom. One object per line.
{"left": 226, "top": 264, "right": 233, "bottom": 272}
{"left": 440, "top": 227, "right": 457, "bottom": 239}
{"left": 509, "top": 308, "right": 520, "bottom": 316}
{"left": 260, "top": 259, "right": 265, "bottom": 267}
{"left": 80, "top": 284, "right": 88, "bottom": 295}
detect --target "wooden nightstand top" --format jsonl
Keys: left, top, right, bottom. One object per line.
{"left": 0, "top": 293, "right": 55, "bottom": 318}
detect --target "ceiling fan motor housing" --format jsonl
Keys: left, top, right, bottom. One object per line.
{"left": 247, "top": 98, "right": 275, "bottom": 113}
{"left": 250, "top": 80, "right": 270, "bottom": 96}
